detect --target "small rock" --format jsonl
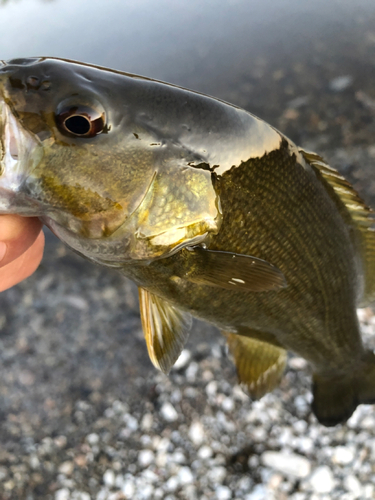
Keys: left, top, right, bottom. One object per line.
{"left": 178, "top": 466, "right": 194, "bottom": 485}
{"left": 173, "top": 349, "right": 191, "bottom": 370}
{"left": 123, "top": 413, "right": 139, "bottom": 432}
{"left": 138, "top": 449, "right": 155, "bottom": 468}
{"left": 141, "top": 413, "right": 154, "bottom": 431}
{"left": 288, "top": 357, "right": 308, "bottom": 370}
{"left": 165, "top": 475, "right": 179, "bottom": 492}
{"left": 344, "top": 475, "right": 362, "bottom": 496}
{"left": 0, "top": 467, "right": 7, "bottom": 481}
{"left": 87, "top": 433, "right": 100, "bottom": 445}
{"left": 29, "top": 454, "right": 40, "bottom": 469}
{"left": 222, "top": 397, "right": 235, "bottom": 412}
{"left": 160, "top": 402, "right": 178, "bottom": 422}
{"left": 72, "top": 493, "right": 91, "bottom": 500}
{"left": 103, "top": 469, "right": 116, "bottom": 487}
{"left": 216, "top": 485, "right": 232, "bottom": 499}
{"left": 122, "top": 479, "right": 135, "bottom": 497}
{"left": 186, "top": 362, "right": 199, "bottom": 381}
{"left": 308, "top": 466, "right": 335, "bottom": 494}
{"left": 329, "top": 75, "right": 353, "bottom": 92}
{"left": 58, "top": 461, "right": 74, "bottom": 476}
{"left": 198, "top": 445, "right": 213, "bottom": 460}
{"left": 332, "top": 446, "right": 355, "bottom": 465}
{"left": 189, "top": 421, "right": 205, "bottom": 446}
{"left": 261, "top": 451, "right": 311, "bottom": 478}
{"left": 55, "top": 489, "right": 70, "bottom": 500}
{"left": 245, "top": 484, "right": 269, "bottom": 500}
{"left": 207, "top": 466, "right": 226, "bottom": 484}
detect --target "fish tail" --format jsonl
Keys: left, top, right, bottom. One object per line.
{"left": 312, "top": 350, "right": 375, "bottom": 426}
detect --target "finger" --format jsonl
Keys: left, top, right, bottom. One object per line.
{"left": 0, "top": 215, "right": 43, "bottom": 268}
{"left": 0, "top": 231, "right": 45, "bottom": 292}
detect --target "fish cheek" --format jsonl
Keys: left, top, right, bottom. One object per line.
{"left": 127, "top": 166, "right": 221, "bottom": 259}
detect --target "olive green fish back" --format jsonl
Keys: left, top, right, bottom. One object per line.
{"left": 302, "top": 150, "right": 375, "bottom": 306}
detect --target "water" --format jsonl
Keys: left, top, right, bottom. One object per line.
{"left": 1, "top": 0, "right": 375, "bottom": 96}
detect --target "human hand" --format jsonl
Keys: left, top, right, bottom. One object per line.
{"left": 0, "top": 215, "right": 45, "bottom": 292}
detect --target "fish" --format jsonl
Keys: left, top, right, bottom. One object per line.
{"left": 0, "top": 57, "right": 375, "bottom": 426}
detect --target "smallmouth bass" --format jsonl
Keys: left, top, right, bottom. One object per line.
{"left": 0, "top": 57, "right": 375, "bottom": 426}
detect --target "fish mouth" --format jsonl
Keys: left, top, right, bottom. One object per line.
{"left": 0, "top": 98, "right": 44, "bottom": 213}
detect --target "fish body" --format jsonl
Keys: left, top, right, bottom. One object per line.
{"left": 0, "top": 57, "right": 375, "bottom": 425}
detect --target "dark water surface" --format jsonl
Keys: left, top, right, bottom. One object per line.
{"left": 0, "top": 0, "right": 375, "bottom": 91}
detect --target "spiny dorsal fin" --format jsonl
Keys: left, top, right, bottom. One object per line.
{"left": 302, "top": 149, "right": 375, "bottom": 305}
{"left": 223, "top": 331, "right": 287, "bottom": 399}
{"left": 138, "top": 287, "right": 192, "bottom": 374}
{"left": 186, "top": 247, "right": 287, "bottom": 292}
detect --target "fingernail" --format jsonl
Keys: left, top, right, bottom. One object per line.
{"left": 0, "top": 242, "right": 7, "bottom": 262}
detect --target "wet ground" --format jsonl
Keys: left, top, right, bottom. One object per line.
{"left": 1, "top": 1, "right": 375, "bottom": 499}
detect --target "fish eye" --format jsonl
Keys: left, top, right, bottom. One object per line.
{"left": 55, "top": 104, "right": 106, "bottom": 138}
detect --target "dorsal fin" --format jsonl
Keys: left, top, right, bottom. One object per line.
{"left": 302, "top": 150, "right": 375, "bottom": 305}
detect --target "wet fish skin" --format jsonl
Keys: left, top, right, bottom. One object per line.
{"left": 0, "top": 57, "right": 375, "bottom": 426}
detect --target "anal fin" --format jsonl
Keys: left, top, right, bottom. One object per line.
{"left": 223, "top": 331, "right": 287, "bottom": 399}
{"left": 139, "top": 287, "right": 192, "bottom": 374}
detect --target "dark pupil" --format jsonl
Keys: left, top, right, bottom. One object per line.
{"left": 64, "top": 115, "right": 91, "bottom": 135}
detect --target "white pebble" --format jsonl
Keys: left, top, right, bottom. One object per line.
{"left": 138, "top": 449, "right": 155, "bottom": 468}
{"left": 29, "top": 455, "right": 40, "bottom": 469}
{"left": 141, "top": 413, "right": 154, "bottom": 431}
{"left": 137, "top": 483, "right": 154, "bottom": 499}
{"left": 207, "top": 466, "right": 226, "bottom": 484}
{"left": 123, "top": 413, "right": 139, "bottom": 432}
{"left": 122, "top": 479, "right": 135, "bottom": 497}
{"left": 55, "top": 489, "right": 70, "bottom": 500}
{"left": 178, "top": 466, "right": 194, "bottom": 485}
{"left": 86, "top": 433, "right": 100, "bottom": 445}
{"left": 58, "top": 461, "right": 74, "bottom": 476}
{"left": 72, "top": 493, "right": 90, "bottom": 500}
{"left": 206, "top": 380, "right": 218, "bottom": 397}
{"left": 216, "top": 485, "right": 232, "bottom": 499}
{"left": 308, "top": 466, "right": 335, "bottom": 493}
{"left": 160, "top": 402, "right": 179, "bottom": 422}
{"left": 221, "top": 397, "right": 235, "bottom": 412}
{"left": 198, "top": 445, "right": 213, "bottom": 460}
{"left": 245, "top": 484, "right": 269, "bottom": 500}
{"left": 186, "top": 362, "right": 199, "bottom": 381}
{"left": 364, "top": 484, "right": 375, "bottom": 498}
{"left": 189, "top": 421, "right": 205, "bottom": 446}
{"left": 261, "top": 451, "right": 311, "bottom": 478}
{"left": 173, "top": 349, "right": 191, "bottom": 370}
{"left": 103, "top": 469, "right": 116, "bottom": 487}
{"left": 332, "top": 446, "right": 355, "bottom": 465}
{"left": 329, "top": 75, "right": 353, "bottom": 92}
{"left": 165, "top": 475, "right": 179, "bottom": 492}
{"left": 344, "top": 475, "right": 362, "bottom": 496}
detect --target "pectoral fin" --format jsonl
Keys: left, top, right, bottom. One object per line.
{"left": 139, "top": 287, "right": 192, "bottom": 374}
{"left": 187, "top": 247, "right": 287, "bottom": 292}
{"left": 223, "top": 331, "right": 287, "bottom": 399}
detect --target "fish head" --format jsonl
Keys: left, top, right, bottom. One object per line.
{"left": 0, "top": 58, "right": 220, "bottom": 264}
